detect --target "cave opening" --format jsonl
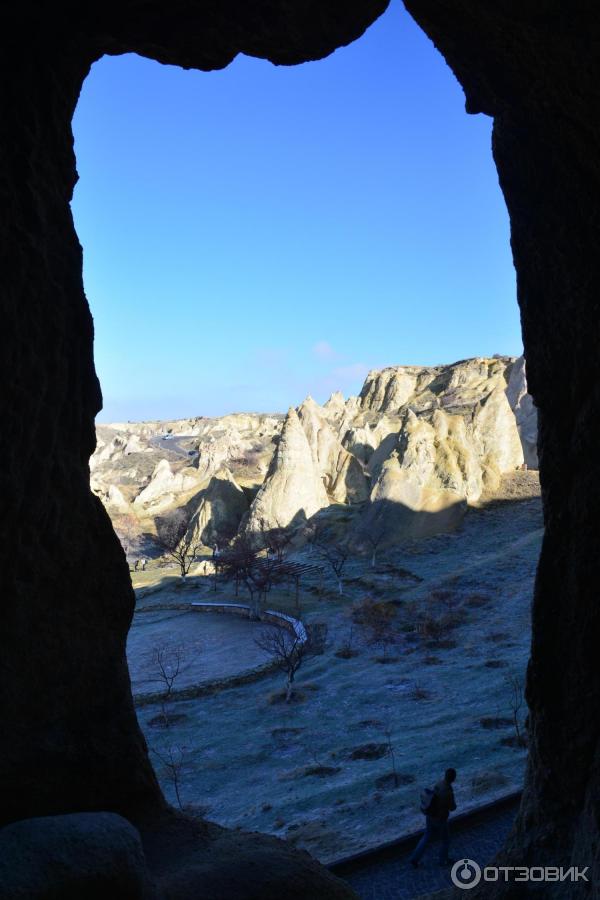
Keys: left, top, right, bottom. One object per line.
{"left": 4, "top": 0, "right": 598, "bottom": 897}
{"left": 69, "top": 0, "right": 539, "bottom": 869}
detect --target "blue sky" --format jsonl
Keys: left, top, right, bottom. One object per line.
{"left": 72, "top": 0, "right": 520, "bottom": 423}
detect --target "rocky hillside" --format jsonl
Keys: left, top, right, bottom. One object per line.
{"left": 91, "top": 356, "right": 537, "bottom": 553}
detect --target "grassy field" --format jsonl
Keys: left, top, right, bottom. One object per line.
{"left": 129, "top": 490, "right": 542, "bottom": 863}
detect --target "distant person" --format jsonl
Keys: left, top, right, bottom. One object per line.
{"left": 410, "top": 768, "right": 457, "bottom": 868}
{"left": 134, "top": 559, "right": 139, "bottom": 572}
{"left": 139, "top": 557, "right": 147, "bottom": 571}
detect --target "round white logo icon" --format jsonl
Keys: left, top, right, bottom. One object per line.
{"left": 451, "top": 858, "right": 482, "bottom": 889}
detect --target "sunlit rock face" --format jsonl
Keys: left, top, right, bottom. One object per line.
{"left": 93, "top": 356, "right": 533, "bottom": 544}
{"left": 365, "top": 407, "right": 480, "bottom": 539}
{"left": 355, "top": 358, "right": 526, "bottom": 536}
{"left": 506, "top": 355, "right": 539, "bottom": 468}
{"left": 297, "top": 395, "right": 369, "bottom": 503}
{"left": 133, "top": 459, "right": 204, "bottom": 514}
{"left": 245, "top": 407, "right": 330, "bottom": 531}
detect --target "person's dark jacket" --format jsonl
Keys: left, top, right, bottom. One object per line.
{"left": 429, "top": 779, "right": 456, "bottom": 821}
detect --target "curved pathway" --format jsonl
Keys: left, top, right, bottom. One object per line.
{"left": 332, "top": 795, "right": 520, "bottom": 899}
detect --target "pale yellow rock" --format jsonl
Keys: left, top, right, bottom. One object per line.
{"left": 91, "top": 355, "right": 537, "bottom": 545}
{"left": 506, "top": 355, "right": 538, "bottom": 468}
{"left": 246, "top": 407, "right": 329, "bottom": 531}
{"left": 105, "top": 484, "right": 133, "bottom": 515}
{"left": 296, "top": 396, "right": 368, "bottom": 503}
{"left": 133, "top": 459, "right": 204, "bottom": 514}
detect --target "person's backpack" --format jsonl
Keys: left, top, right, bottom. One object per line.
{"left": 420, "top": 786, "right": 439, "bottom": 815}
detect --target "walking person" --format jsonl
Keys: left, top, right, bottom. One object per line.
{"left": 410, "top": 768, "right": 457, "bottom": 868}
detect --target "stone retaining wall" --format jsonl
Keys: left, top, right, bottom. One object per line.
{"left": 133, "top": 602, "right": 307, "bottom": 707}
{"left": 190, "top": 601, "right": 308, "bottom": 644}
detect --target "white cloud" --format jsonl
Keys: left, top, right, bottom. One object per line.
{"left": 312, "top": 340, "right": 339, "bottom": 361}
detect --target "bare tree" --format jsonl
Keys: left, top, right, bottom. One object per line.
{"left": 314, "top": 536, "right": 350, "bottom": 596}
{"left": 153, "top": 644, "right": 187, "bottom": 727}
{"left": 335, "top": 624, "right": 359, "bottom": 659}
{"left": 384, "top": 723, "right": 400, "bottom": 787}
{"left": 155, "top": 509, "right": 201, "bottom": 579}
{"left": 151, "top": 743, "right": 186, "bottom": 810}
{"left": 506, "top": 673, "right": 527, "bottom": 747}
{"left": 355, "top": 597, "right": 396, "bottom": 658}
{"left": 354, "top": 521, "right": 386, "bottom": 569}
{"left": 255, "top": 626, "right": 312, "bottom": 702}
{"left": 259, "top": 518, "right": 293, "bottom": 562}
{"left": 113, "top": 512, "right": 139, "bottom": 565}
{"left": 218, "top": 532, "right": 265, "bottom": 616}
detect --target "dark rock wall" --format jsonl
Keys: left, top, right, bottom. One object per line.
{"left": 0, "top": 41, "right": 163, "bottom": 823}
{"left": 1, "top": 0, "right": 599, "bottom": 894}
{"left": 0, "top": 0, "right": 387, "bottom": 847}
{"left": 403, "top": 1, "right": 600, "bottom": 893}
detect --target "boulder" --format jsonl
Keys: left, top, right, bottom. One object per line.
{"left": 0, "top": 813, "right": 152, "bottom": 900}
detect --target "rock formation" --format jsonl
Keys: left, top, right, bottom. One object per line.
{"left": 245, "top": 407, "right": 329, "bottom": 531}
{"left": 296, "top": 395, "right": 368, "bottom": 503}
{"left": 506, "top": 355, "right": 539, "bottom": 468}
{"left": 93, "top": 355, "right": 534, "bottom": 546}
{"left": 133, "top": 459, "right": 204, "bottom": 514}
{"left": 185, "top": 469, "right": 248, "bottom": 547}
{"left": 364, "top": 408, "right": 479, "bottom": 539}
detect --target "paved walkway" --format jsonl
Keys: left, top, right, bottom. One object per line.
{"left": 335, "top": 799, "right": 519, "bottom": 900}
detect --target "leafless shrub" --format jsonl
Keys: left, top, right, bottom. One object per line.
{"left": 151, "top": 743, "right": 187, "bottom": 810}
{"left": 218, "top": 533, "right": 267, "bottom": 615}
{"left": 384, "top": 723, "right": 401, "bottom": 787}
{"left": 471, "top": 771, "right": 510, "bottom": 794}
{"left": 155, "top": 509, "right": 202, "bottom": 578}
{"left": 486, "top": 631, "right": 511, "bottom": 643}
{"left": 256, "top": 626, "right": 313, "bottom": 703}
{"left": 335, "top": 625, "right": 359, "bottom": 659}
{"left": 353, "top": 521, "right": 387, "bottom": 568}
{"left": 505, "top": 673, "right": 527, "bottom": 747}
{"left": 306, "top": 622, "right": 328, "bottom": 655}
{"left": 465, "top": 593, "right": 492, "bottom": 608}
{"left": 352, "top": 597, "right": 397, "bottom": 659}
{"left": 348, "top": 743, "right": 388, "bottom": 761}
{"left": 409, "top": 684, "right": 431, "bottom": 701}
{"left": 313, "top": 530, "right": 351, "bottom": 596}
{"left": 153, "top": 644, "right": 188, "bottom": 727}
{"left": 480, "top": 716, "right": 513, "bottom": 730}
{"left": 113, "top": 512, "right": 139, "bottom": 562}
{"left": 258, "top": 518, "right": 293, "bottom": 562}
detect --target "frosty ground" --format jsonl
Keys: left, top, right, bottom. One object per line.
{"left": 128, "top": 477, "right": 542, "bottom": 863}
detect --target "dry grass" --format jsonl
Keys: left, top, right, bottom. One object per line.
{"left": 471, "top": 771, "right": 510, "bottom": 794}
